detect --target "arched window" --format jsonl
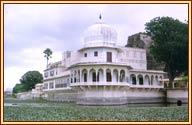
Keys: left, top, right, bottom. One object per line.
{"left": 130, "top": 74, "right": 136, "bottom": 85}
{"left": 77, "top": 70, "right": 80, "bottom": 82}
{"left": 74, "top": 71, "right": 77, "bottom": 83}
{"left": 120, "top": 70, "right": 125, "bottom": 82}
{"left": 138, "top": 75, "right": 143, "bottom": 85}
{"left": 97, "top": 68, "right": 104, "bottom": 82}
{"left": 71, "top": 74, "right": 73, "bottom": 83}
{"left": 159, "top": 76, "right": 163, "bottom": 85}
{"left": 145, "top": 75, "right": 150, "bottom": 85}
{"left": 155, "top": 75, "right": 159, "bottom": 85}
{"left": 92, "top": 72, "right": 96, "bottom": 82}
{"left": 90, "top": 69, "right": 96, "bottom": 82}
{"left": 84, "top": 73, "right": 87, "bottom": 82}
{"left": 97, "top": 72, "right": 99, "bottom": 82}
{"left": 82, "top": 69, "right": 87, "bottom": 82}
{"left": 113, "top": 69, "right": 118, "bottom": 82}
{"left": 151, "top": 75, "right": 154, "bottom": 85}
{"left": 106, "top": 69, "right": 112, "bottom": 82}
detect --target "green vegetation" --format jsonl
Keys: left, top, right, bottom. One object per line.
{"left": 145, "top": 17, "right": 188, "bottom": 84}
{"left": 4, "top": 99, "right": 188, "bottom": 121}
{"left": 12, "top": 84, "right": 26, "bottom": 94}
{"left": 12, "top": 71, "right": 43, "bottom": 93}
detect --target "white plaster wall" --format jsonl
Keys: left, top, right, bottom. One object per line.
{"left": 79, "top": 48, "right": 119, "bottom": 63}
{"left": 61, "top": 46, "right": 147, "bottom": 70}
{"left": 120, "top": 47, "right": 147, "bottom": 70}
{"left": 167, "top": 89, "right": 188, "bottom": 98}
{"left": 83, "top": 90, "right": 126, "bottom": 98}
{"left": 82, "top": 89, "right": 163, "bottom": 98}
{"left": 125, "top": 89, "right": 163, "bottom": 97}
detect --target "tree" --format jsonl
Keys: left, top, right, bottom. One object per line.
{"left": 12, "top": 71, "right": 43, "bottom": 93}
{"left": 12, "top": 83, "right": 25, "bottom": 93}
{"left": 43, "top": 48, "right": 52, "bottom": 67}
{"left": 145, "top": 17, "right": 188, "bottom": 85}
{"left": 20, "top": 71, "right": 43, "bottom": 91}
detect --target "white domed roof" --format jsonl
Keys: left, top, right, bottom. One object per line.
{"left": 83, "top": 21, "right": 117, "bottom": 47}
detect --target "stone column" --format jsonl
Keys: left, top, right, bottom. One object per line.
{"left": 149, "top": 75, "right": 151, "bottom": 85}
{"left": 53, "top": 80, "right": 55, "bottom": 89}
{"left": 103, "top": 68, "right": 106, "bottom": 83}
{"left": 172, "top": 82, "right": 175, "bottom": 89}
{"left": 48, "top": 82, "right": 49, "bottom": 90}
{"left": 69, "top": 74, "right": 71, "bottom": 83}
{"left": 112, "top": 68, "right": 114, "bottom": 83}
{"left": 87, "top": 68, "right": 90, "bottom": 82}
{"left": 136, "top": 74, "right": 139, "bottom": 85}
{"left": 79, "top": 69, "right": 81, "bottom": 83}
{"left": 118, "top": 69, "right": 120, "bottom": 83}
{"left": 96, "top": 69, "right": 98, "bottom": 82}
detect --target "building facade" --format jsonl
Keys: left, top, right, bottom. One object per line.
{"left": 42, "top": 19, "right": 166, "bottom": 105}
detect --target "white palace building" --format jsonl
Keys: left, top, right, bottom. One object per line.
{"left": 42, "top": 18, "right": 167, "bottom": 105}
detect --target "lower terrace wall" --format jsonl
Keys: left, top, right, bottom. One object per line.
{"left": 76, "top": 89, "right": 165, "bottom": 105}
{"left": 17, "top": 91, "right": 42, "bottom": 100}
{"left": 17, "top": 88, "right": 188, "bottom": 106}
{"left": 166, "top": 88, "right": 188, "bottom": 104}
{"left": 43, "top": 90, "right": 79, "bottom": 102}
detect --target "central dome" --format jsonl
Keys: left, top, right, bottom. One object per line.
{"left": 83, "top": 21, "right": 118, "bottom": 47}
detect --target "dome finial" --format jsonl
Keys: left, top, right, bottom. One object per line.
{"left": 99, "top": 14, "right": 102, "bottom": 20}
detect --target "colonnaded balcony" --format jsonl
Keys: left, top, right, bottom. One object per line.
{"left": 69, "top": 68, "right": 164, "bottom": 89}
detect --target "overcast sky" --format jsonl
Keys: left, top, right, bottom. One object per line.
{"left": 4, "top": 4, "right": 188, "bottom": 91}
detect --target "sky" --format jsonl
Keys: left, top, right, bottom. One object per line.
{"left": 4, "top": 4, "right": 188, "bottom": 91}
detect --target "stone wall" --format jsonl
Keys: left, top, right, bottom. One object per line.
{"left": 18, "top": 88, "right": 188, "bottom": 106}
{"left": 17, "top": 91, "right": 43, "bottom": 100}
{"left": 166, "top": 88, "right": 188, "bottom": 104}
{"left": 76, "top": 88, "right": 164, "bottom": 105}
{"left": 17, "top": 92, "right": 33, "bottom": 100}
{"left": 43, "top": 90, "right": 79, "bottom": 102}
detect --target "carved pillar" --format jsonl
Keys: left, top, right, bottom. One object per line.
{"left": 79, "top": 69, "right": 82, "bottom": 83}
{"left": 103, "top": 68, "right": 106, "bottom": 83}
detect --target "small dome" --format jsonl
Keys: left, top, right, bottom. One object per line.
{"left": 83, "top": 21, "right": 117, "bottom": 47}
